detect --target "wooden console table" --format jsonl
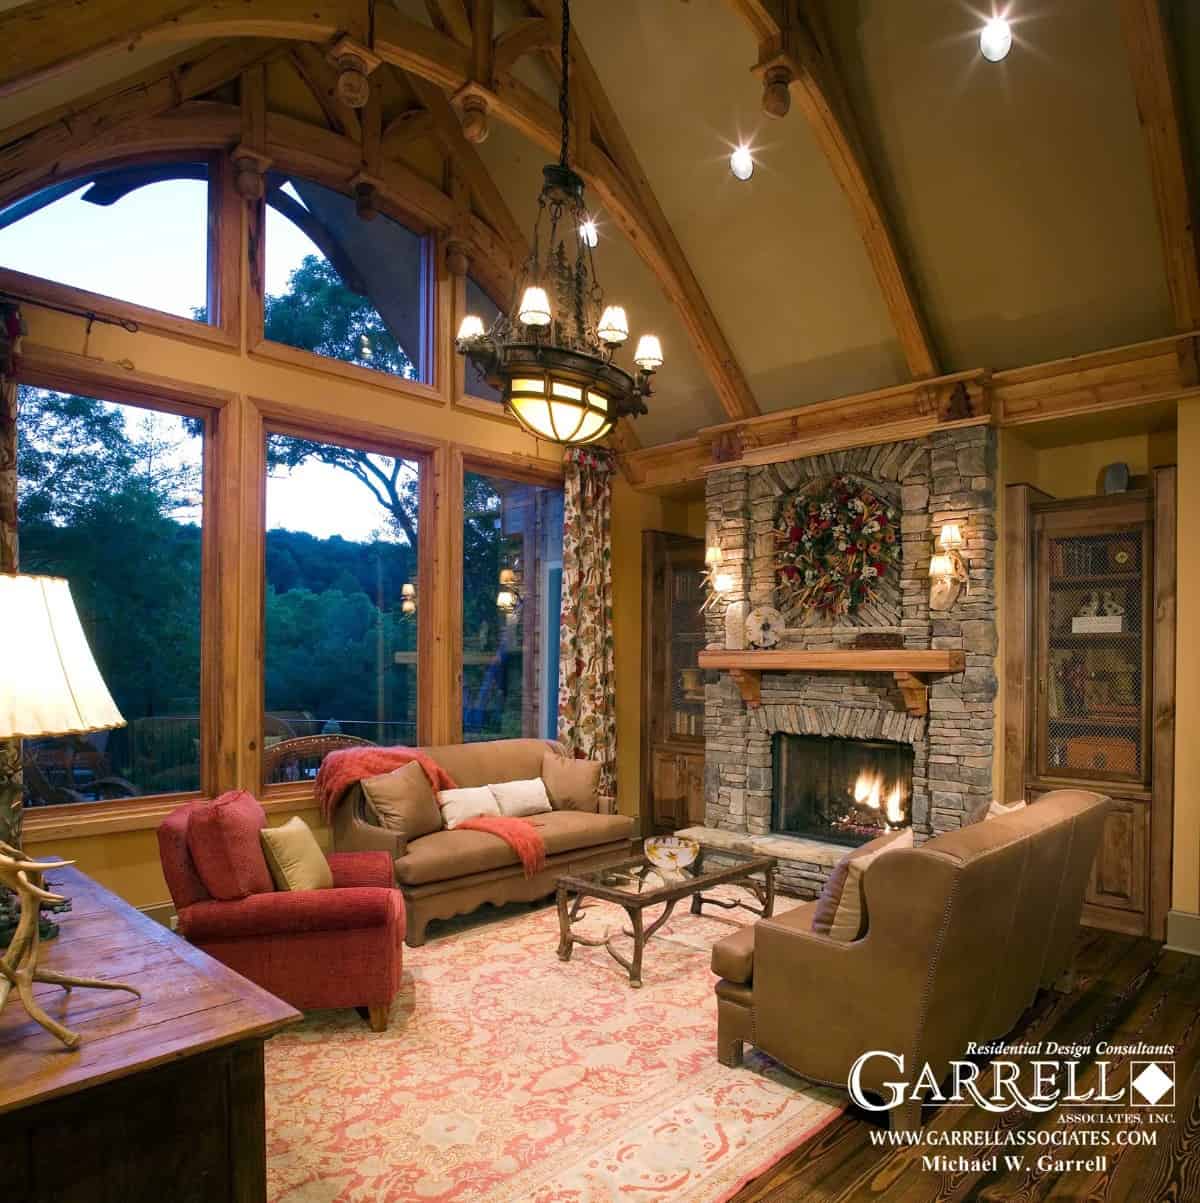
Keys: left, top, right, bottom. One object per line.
{"left": 0, "top": 866, "right": 299, "bottom": 1203}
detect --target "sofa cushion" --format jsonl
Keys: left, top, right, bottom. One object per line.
{"left": 363, "top": 762, "right": 443, "bottom": 840}
{"left": 260, "top": 816, "right": 333, "bottom": 892}
{"left": 438, "top": 785, "right": 501, "bottom": 829}
{"left": 187, "top": 791, "right": 274, "bottom": 900}
{"left": 491, "top": 777, "right": 553, "bottom": 817}
{"left": 541, "top": 751, "right": 601, "bottom": 812}
{"left": 395, "top": 811, "right": 633, "bottom": 885}
{"left": 711, "top": 901, "right": 818, "bottom": 985}
{"left": 811, "top": 828, "right": 912, "bottom": 942}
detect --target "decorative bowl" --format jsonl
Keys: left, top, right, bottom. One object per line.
{"left": 645, "top": 835, "right": 700, "bottom": 878}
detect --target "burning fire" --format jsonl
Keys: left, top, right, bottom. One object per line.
{"left": 853, "top": 771, "right": 907, "bottom": 826}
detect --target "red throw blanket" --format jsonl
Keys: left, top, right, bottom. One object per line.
{"left": 316, "top": 746, "right": 457, "bottom": 823}
{"left": 456, "top": 816, "right": 547, "bottom": 878}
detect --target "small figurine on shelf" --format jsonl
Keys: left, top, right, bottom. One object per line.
{"left": 1101, "top": 590, "right": 1125, "bottom": 617}
{"left": 1076, "top": 591, "right": 1101, "bottom": 617}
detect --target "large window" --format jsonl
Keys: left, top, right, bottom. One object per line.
{"left": 264, "top": 175, "right": 428, "bottom": 381}
{"left": 462, "top": 471, "right": 563, "bottom": 742}
{"left": 16, "top": 385, "right": 205, "bottom": 805}
{"left": 263, "top": 432, "right": 420, "bottom": 782}
{"left": 0, "top": 164, "right": 213, "bottom": 321}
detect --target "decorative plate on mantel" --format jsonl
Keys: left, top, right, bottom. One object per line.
{"left": 746, "top": 606, "right": 785, "bottom": 649}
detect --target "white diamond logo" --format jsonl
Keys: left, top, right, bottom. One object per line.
{"left": 1131, "top": 1062, "right": 1175, "bottom": 1106}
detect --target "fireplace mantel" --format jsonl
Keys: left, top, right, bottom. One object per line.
{"left": 696, "top": 649, "right": 966, "bottom": 717}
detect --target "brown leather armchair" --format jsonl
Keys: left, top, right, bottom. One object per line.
{"left": 710, "top": 789, "right": 1110, "bottom": 1131}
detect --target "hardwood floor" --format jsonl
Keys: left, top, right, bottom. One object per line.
{"left": 730, "top": 928, "right": 1200, "bottom": 1202}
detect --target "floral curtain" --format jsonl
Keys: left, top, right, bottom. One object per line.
{"left": 1, "top": 301, "right": 22, "bottom": 848}
{"left": 557, "top": 446, "right": 617, "bottom": 798}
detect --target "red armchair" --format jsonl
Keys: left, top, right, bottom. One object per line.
{"left": 158, "top": 799, "right": 405, "bottom": 1030}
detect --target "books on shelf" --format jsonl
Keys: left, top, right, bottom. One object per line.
{"left": 671, "top": 710, "right": 702, "bottom": 737}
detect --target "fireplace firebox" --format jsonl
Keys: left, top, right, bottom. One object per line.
{"left": 772, "top": 733, "right": 913, "bottom": 846}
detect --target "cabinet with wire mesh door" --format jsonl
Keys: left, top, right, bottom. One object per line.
{"left": 1028, "top": 490, "right": 1165, "bottom": 938}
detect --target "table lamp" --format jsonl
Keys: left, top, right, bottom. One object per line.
{"left": 0, "top": 574, "right": 138, "bottom": 1047}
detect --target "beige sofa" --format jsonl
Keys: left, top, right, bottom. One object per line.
{"left": 710, "top": 788, "right": 1110, "bottom": 1130}
{"left": 332, "top": 738, "right": 634, "bottom": 945}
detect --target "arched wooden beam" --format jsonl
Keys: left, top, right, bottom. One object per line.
{"left": 0, "top": 0, "right": 757, "bottom": 422}
{"left": 723, "top": 0, "right": 938, "bottom": 381}
{"left": 492, "top": 18, "right": 553, "bottom": 79}
{"left": 0, "top": 102, "right": 518, "bottom": 296}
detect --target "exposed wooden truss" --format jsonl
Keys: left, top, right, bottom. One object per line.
{"left": 724, "top": 0, "right": 938, "bottom": 381}
{"left": 1119, "top": 0, "right": 1200, "bottom": 357}
{"left": 620, "top": 332, "right": 1199, "bottom": 490}
{"left": 0, "top": 0, "right": 759, "bottom": 425}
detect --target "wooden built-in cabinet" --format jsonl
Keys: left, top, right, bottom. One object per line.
{"left": 1005, "top": 469, "right": 1176, "bottom": 939}
{"left": 642, "top": 532, "right": 708, "bottom": 835}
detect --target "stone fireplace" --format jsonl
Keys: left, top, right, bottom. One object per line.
{"left": 680, "top": 427, "right": 999, "bottom": 897}
{"left": 773, "top": 732, "right": 914, "bottom": 846}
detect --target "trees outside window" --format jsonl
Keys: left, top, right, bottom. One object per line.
{"left": 462, "top": 472, "right": 564, "bottom": 742}
{"left": 263, "top": 433, "right": 421, "bottom": 781}
{"left": 16, "top": 386, "right": 205, "bottom": 805}
{"left": 263, "top": 175, "right": 427, "bottom": 381}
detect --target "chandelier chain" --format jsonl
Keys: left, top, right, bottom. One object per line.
{"left": 559, "top": 0, "right": 571, "bottom": 169}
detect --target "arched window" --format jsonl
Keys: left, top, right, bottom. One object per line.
{"left": 0, "top": 163, "right": 213, "bottom": 321}
{"left": 464, "top": 275, "right": 503, "bottom": 403}
{"left": 263, "top": 174, "right": 429, "bottom": 382}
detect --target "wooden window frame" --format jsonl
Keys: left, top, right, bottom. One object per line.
{"left": 256, "top": 405, "right": 440, "bottom": 800}
{"left": 15, "top": 353, "right": 230, "bottom": 845}
{"left": 0, "top": 151, "right": 240, "bottom": 352}
{"left": 455, "top": 451, "right": 565, "bottom": 745}
{"left": 249, "top": 171, "right": 443, "bottom": 405}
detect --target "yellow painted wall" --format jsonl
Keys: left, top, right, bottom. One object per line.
{"left": 610, "top": 478, "right": 702, "bottom": 823}
{"left": 1174, "top": 401, "right": 1200, "bottom": 914}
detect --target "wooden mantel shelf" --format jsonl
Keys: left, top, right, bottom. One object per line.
{"left": 696, "top": 649, "right": 966, "bottom": 718}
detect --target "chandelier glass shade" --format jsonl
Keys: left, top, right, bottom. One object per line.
{"left": 454, "top": 0, "right": 661, "bottom": 446}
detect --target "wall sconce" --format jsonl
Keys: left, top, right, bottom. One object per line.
{"left": 929, "top": 522, "right": 968, "bottom": 611}
{"left": 496, "top": 566, "right": 521, "bottom": 613}
{"left": 701, "top": 546, "right": 732, "bottom": 613}
{"left": 400, "top": 582, "right": 416, "bottom": 615}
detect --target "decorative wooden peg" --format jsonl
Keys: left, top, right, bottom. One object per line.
{"left": 326, "top": 36, "right": 383, "bottom": 110}
{"left": 230, "top": 145, "right": 272, "bottom": 201}
{"left": 445, "top": 239, "right": 472, "bottom": 278}
{"left": 452, "top": 83, "right": 492, "bottom": 144}
{"left": 761, "top": 64, "right": 793, "bottom": 118}
{"left": 0, "top": 842, "right": 140, "bottom": 1049}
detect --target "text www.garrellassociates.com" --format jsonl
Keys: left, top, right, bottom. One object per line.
{"left": 868, "top": 1129, "right": 1158, "bottom": 1148}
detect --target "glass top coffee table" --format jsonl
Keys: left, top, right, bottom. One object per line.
{"left": 555, "top": 846, "right": 776, "bottom": 988}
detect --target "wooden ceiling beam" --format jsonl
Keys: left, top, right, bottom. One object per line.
{"left": 724, "top": 0, "right": 938, "bottom": 381}
{"left": 425, "top": 0, "right": 473, "bottom": 50}
{"left": 619, "top": 332, "right": 1200, "bottom": 490}
{"left": 0, "top": 39, "right": 283, "bottom": 200}
{"left": 0, "top": 0, "right": 749, "bottom": 427}
{"left": 1119, "top": 0, "right": 1200, "bottom": 351}
{"left": 523, "top": 0, "right": 759, "bottom": 422}
{"left": 492, "top": 17, "right": 553, "bottom": 78}
{"left": 289, "top": 43, "right": 362, "bottom": 141}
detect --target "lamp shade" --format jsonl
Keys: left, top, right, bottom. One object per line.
{"left": 0, "top": 574, "right": 125, "bottom": 739}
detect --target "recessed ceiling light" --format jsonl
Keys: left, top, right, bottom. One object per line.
{"left": 579, "top": 218, "right": 599, "bottom": 248}
{"left": 729, "top": 144, "right": 754, "bottom": 182}
{"left": 980, "top": 16, "right": 1012, "bottom": 62}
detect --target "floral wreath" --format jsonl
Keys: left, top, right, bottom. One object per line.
{"left": 775, "top": 475, "right": 900, "bottom": 617}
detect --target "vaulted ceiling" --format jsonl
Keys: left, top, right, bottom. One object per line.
{"left": 1, "top": 0, "right": 1197, "bottom": 450}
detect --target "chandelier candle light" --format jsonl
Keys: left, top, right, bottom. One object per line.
{"left": 455, "top": 0, "right": 662, "bottom": 446}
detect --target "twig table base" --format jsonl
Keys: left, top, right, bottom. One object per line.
{"left": 555, "top": 847, "right": 777, "bottom": 987}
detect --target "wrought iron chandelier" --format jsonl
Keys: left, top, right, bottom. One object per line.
{"left": 454, "top": 0, "right": 661, "bottom": 445}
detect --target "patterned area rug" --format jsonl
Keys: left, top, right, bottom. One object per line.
{"left": 265, "top": 885, "right": 843, "bottom": 1203}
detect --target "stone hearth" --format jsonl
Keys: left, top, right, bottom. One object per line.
{"left": 683, "top": 427, "right": 998, "bottom": 898}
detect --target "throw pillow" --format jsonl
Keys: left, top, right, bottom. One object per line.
{"left": 811, "top": 828, "right": 914, "bottom": 942}
{"left": 363, "top": 762, "right": 443, "bottom": 840}
{"left": 259, "top": 817, "right": 333, "bottom": 892}
{"left": 490, "top": 777, "right": 553, "bottom": 818}
{"left": 966, "top": 797, "right": 1028, "bottom": 825}
{"left": 541, "top": 751, "right": 601, "bottom": 812}
{"left": 187, "top": 790, "right": 274, "bottom": 901}
{"left": 438, "top": 785, "right": 501, "bottom": 830}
